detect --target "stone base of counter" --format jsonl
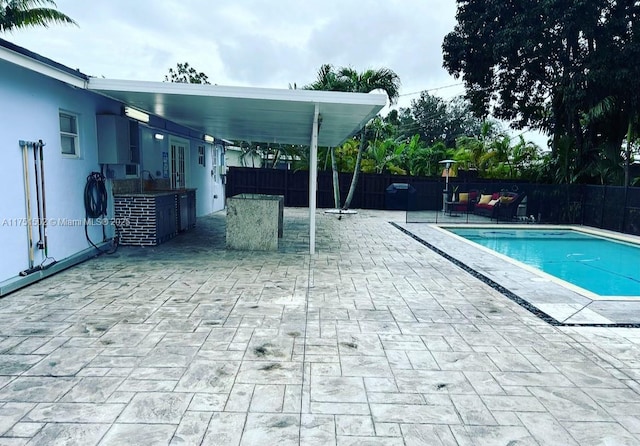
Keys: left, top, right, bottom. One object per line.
{"left": 226, "top": 194, "right": 283, "bottom": 251}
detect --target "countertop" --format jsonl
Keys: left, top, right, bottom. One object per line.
{"left": 114, "top": 188, "right": 196, "bottom": 197}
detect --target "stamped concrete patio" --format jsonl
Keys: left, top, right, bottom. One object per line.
{"left": 0, "top": 208, "right": 639, "bottom": 445}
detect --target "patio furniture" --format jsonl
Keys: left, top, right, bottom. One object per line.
{"left": 444, "top": 201, "right": 462, "bottom": 217}
{"left": 495, "top": 193, "right": 527, "bottom": 221}
{"left": 447, "top": 190, "right": 479, "bottom": 214}
{"left": 474, "top": 191, "right": 526, "bottom": 221}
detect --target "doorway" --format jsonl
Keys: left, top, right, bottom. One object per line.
{"left": 169, "top": 136, "right": 189, "bottom": 189}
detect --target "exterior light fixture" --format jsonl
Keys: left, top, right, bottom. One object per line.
{"left": 154, "top": 133, "right": 164, "bottom": 140}
{"left": 124, "top": 107, "right": 149, "bottom": 123}
{"left": 204, "top": 134, "right": 215, "bottom": 143}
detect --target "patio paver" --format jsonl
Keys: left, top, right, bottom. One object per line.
{"left": 0, "top": 208, "right": 638, "bottom": 445}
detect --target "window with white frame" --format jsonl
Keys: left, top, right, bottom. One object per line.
{"left": 198, "top": 145, "right": 205, "bottom": 166}
{"left": 59, "top": 111, "right": 79, "bottom": 157}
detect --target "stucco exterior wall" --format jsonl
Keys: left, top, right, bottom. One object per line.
{"left": 139, "top": 127, "right": 225, "bottom": 216}
{"left": 0, "top": 58, "right": 225, "bottom": 284}
{"left": 0, "top": 59, "right": 121, "bottom": 281}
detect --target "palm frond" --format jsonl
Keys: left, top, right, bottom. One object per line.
{"left": 1, "top": 0, "right": 76, "bottom": 32}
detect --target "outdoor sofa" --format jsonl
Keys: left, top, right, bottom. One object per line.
{"left": 474, "top": 191, "right": 526, "bottom": 221}
{"left": 447, "top": 190, "right": 479, "bottom": 213}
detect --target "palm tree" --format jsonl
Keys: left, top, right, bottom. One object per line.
{"left": 305, "top": 64, "right": 400, "bottom": 209}
{"left": 1, "top": 0, "right": 76, "bottom": 32}
{"left": 305, "top": 63, "right": 350, "bottom": 92}
{"left": 306, "top": 64, "right": 350, "bottom": 207}
{"left": 335, "top": 67, "right": 400, "bottom": 209}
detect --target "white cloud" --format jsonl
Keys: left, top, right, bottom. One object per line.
{"left": 3, "top": 0, "right": 546, "bottom": 144}
{"left": 7, "top": 0, "right": 458, "bottom": 91}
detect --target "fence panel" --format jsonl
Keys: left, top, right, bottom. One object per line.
{"left": 624, "top": 187, "right": 640, "bottom": 235}
{"left": 226, "top": 167, "right": 639, "bottom": 235}
{"left": 600, "top": 186, "right": 626, "bottom": 232}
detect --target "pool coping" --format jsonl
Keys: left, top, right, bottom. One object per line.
{"left": 392, "top": 222, "right": 640, "bottom": 327}
{"left": 434, "top": 224, "right": 640, "bottom": 302}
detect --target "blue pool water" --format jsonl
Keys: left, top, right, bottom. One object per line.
{"left": 447, "top": 228, "right": 640, "bottom": 297}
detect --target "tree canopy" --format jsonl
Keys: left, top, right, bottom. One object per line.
{"left": 164, "top": 62, "right": 211, "bottom": 85}
{"left": 0, "top": 0, "right": 76, "bottom": 32}
{"left": 442, "top": 0, "right": 640, "bottom": 185}
{"left": 398, "top": 92, "right": 487, "bottom": 147}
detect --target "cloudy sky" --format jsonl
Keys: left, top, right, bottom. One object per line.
{"left": 5, "top": 0, "right": 546, "bottom": 144}
{"left": 7, "top": 0, "right": 464, "bottom": 106}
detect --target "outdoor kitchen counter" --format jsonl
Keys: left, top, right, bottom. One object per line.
{"left": 114, "top": 191, "right": 179, "bottom": 197}
{"left": 114, "top": 189, "right": 196, "bottom": 246}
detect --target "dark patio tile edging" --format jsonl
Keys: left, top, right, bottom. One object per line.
{"left": 390, "top": 222, "right": 640, "bottom": 329}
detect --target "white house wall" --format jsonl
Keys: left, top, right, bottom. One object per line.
{"left": 138, "top": 126, "right": 224, "bottom": 215}
{"left": 211, "top": 145, "right": 225, "bottom": 212}
{"left": 1, "top": 58, "right": 225, "bottom": 284}
{"left": 188, "top": 142, "right": 225, "bottom": 215}
{"left": 0, "top": 59, "right": 121, "bottom": 282}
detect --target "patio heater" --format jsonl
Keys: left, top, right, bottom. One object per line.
{"left": 439, "top": 159, "right": 456, "bottom": 212}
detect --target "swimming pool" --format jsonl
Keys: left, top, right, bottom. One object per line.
{"left": 446, "top": 228, "right": 640, "bottom": 298}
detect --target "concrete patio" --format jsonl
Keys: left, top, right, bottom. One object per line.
{"left": 0, "top": 208, "right": 639, "bottom": 445}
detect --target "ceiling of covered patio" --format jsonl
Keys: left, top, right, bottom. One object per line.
{"left": 88, "top": 79, "right": 387, "bottom": 147}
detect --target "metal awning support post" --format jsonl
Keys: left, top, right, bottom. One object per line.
{"left": 309, "top": 104, "right": 319, "bottom": 255}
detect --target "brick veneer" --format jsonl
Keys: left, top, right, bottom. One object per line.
{"left": 114, "top": 196, "right": 162, "bottom": 246}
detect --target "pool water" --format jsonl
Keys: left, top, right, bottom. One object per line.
{"left": 447, "top": 228, "right": 640, "bottom": 297}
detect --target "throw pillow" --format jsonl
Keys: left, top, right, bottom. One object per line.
{"left": 500, "top": 196, "right": 513, "bottom": 204}
{"left": 488, "top": 199, "right": 499, "bottom": 206}
{"left": 458, "top": 193, "right": 469, "bottom": 203}
{"left": 478, "top": 194, "right": 492, "bottom": 205}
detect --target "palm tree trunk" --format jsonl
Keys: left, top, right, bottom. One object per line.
{"left": 330, "top": 147, "right": 341, "bottom": 208}
{"left": 342, "top": 129, "right": 365, "bottom": 210}
{"left": 271, "top": 149, "right": 280, "bottom": 169}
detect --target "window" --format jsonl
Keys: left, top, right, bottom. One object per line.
{"left": 125, "top": 164, "right": 138, "bottom": 177}
{"left": 198, "top": 145, "right": 205, "bottom": 166}
{"left": 59, "top": 111, "right": 79, "bottom": 157}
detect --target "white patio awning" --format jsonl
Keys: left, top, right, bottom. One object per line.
{"left": 88, "top": 79, "right": 386, "bottom": 147}
{"left": 88, "top": 78, "right": 387, "bottom": 254}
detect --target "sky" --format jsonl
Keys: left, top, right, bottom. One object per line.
{"left": 5, "top": 0, "right": 546, "bottom": 146}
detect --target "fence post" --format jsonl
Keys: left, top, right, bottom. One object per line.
{"left": 600, "top": 186, "right": 607, "bottom": 229}
{"left": 358, "top": 173, "right": 364, "bottom": 209}
{"left": 622, "top": 184, "right": 629, "bottom": 233}
{"left": 284, "top": 168, "right": 288, "bottom": 207}
{"left": 580, "top": 184, "right": 585, "bottom": 226}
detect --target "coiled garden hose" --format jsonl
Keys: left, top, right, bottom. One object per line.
{"left": 84, "top": 172, "right": 118, "bottom": 254}
{"left": 84, "top": 172, "right": 108, "bottom": 218}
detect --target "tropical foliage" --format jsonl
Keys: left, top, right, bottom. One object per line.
{"left": 165, "top": 62, "right": 210, "bottom": 85}
{"left": 304, "top": 64, "right": 401, "bottom": 209}
{"left": 0, "top": 0, "right": 75, "bottom": 32}
{"left": 442, "top": 0, "right": 640, "bottom": 185}
{"left": 329, "top": 117, "right": 543, "bottom": 181}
